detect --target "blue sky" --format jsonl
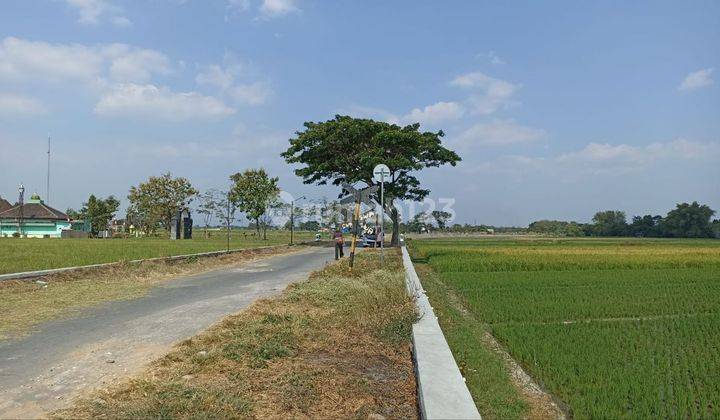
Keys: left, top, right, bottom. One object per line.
{"left": 0, "top": 0, "right": 718, "bottom": 225}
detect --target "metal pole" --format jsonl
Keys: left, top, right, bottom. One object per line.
{"left": 290, "top": 201, "right": 294, "bottom": 245}
{"left": 349, "top": 200, "right": 361, "bottom": 269}
{"left": 226, "top": 192, "right": 231, "bottom": 252}
{"left": 380, "top": 173, "right": 384, "bottom": 263}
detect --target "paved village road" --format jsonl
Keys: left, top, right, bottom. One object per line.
{"left": 0, "top": 246, "right": 333, "bottom": 418}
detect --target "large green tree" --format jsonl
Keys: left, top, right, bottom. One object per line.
{"left": 431, "top": 210, "right": 452, "bottom": 230}
{"left": 629, "top": 214, "right": 663, "bottom": 237}
{"left": 528, "top": 220, "right": 585, "bottom": 237}
{"left": 660, "top": 201, "right": 715, "bottom": 238}
{"left": 591, "top": 210, "right": 628, "bottom": 236}
{"left": 281, "top": 115, "right": 461, "bottom": 245}
{"left": 66, "top": 194, "right": 120, "bottom": 235}
{"left": 127, "top": 173, "right": 198, "bottom": 235}
{"left": 229, "top": 168, "right": 279, "bottom": 240}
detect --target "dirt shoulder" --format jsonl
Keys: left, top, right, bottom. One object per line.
{"left": 53, "top": 249, "right": 417, "bottom": 419}
{"left": 0, "top": 245, "right": 300, "bottom": 340}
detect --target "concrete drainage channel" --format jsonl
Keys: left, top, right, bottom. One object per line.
{"left": 401, "top": 245, "right": 482, "bottom": 420}
{"left": 0, "top": 245, "right": 289, "bottom": 282}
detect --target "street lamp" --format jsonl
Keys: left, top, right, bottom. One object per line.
{"left": 290, "top": 196, "right": 305, "bottom": 245}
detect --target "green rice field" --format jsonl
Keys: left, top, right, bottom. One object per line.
{"left": 0, "top": 229, "right": 315, "bottom": 274}
{"left": 410, "top": 237, "right": 720, "bottom": 419}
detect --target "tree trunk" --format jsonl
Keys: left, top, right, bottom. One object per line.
{"left": 390, "top": 206, "right": 400, "bottom": 246}
{"left": 255, "top": 217, "right": 260, "bottom": 236}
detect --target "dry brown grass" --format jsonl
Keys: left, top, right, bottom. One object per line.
{"left": 0, "top": 246, "right": 296, "bottom": 339}
{"left": 54, "top": 249, "right": 418, "bottom": 419}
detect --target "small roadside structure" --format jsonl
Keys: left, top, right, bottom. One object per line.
{"left": 0, "top": 193, "right": 71, "bottom": 238}
{"left": 170, "top": 208, "right": 193, "bottom": 239}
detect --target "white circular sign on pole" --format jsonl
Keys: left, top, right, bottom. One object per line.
{"left": 373, "top": 164, "right": 390, "bottom": 182}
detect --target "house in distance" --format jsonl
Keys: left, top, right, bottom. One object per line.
{"left": 0, "top": 193, "right": 71, "bottom": 238}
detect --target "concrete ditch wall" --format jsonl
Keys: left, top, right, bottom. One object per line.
{"left": 0, "top": 245, "right": 287, "bottom": 282}
{"left": 402, "top": 245, "right": 481, "bottom": 420}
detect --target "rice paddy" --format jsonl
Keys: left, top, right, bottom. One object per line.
{"left": 410, "top": 237, "right": 720, "bottom": 418}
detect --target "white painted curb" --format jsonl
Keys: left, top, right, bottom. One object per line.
{"left": 402, "top": 245, "right": 481, "bottom": 420}
{"left": 0, "top": 245, "right": 286, "bottom": 282}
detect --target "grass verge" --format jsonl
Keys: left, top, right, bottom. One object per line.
{"left": 0, "top": 246, "right": 295, "bottom": 339}
{"left": 54, "top": 249, "right": 418, "bottom": 419}
{"left": 0, "top": 229, "right": 315, "bottom": 274}
{"left": 413, "top": 263, "right": 530, "bottom": 419}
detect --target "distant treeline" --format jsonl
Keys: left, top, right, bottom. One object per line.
{"left": 528, "top": 202, "right": 719, "bottom": 238}
{"left": 408, "top": 201, "right": 719, "bottom": 239}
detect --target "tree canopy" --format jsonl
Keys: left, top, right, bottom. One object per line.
{"left": 661, "top": 201, "right": 715, "bottom": 238}
{"left": 281, "top": 115, "right": 461, "bottom": 244}
{"left": 229, "top": 168, "right": 279, "bottom": 240}
{"left": 528, "top": 220, "right": 585, "bottom": 237}
{"left": 127, "top": 173, "right": 198, "bottom": 235}
{"left": 630, "top": 215, "right": 663, "bottom": 237}
{"left": 591, "top": 210, "right": 628, "bottom": 236}
{"left": 67, "top": 194, "right": 120, "bottom": 235}
{"left": 431, "top": 210, "right": 452, "bottom": 230}
{"left": 525, "top": 202, "right": 718, "bottom": 238}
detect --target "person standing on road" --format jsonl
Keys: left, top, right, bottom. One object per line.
{"left": 333, "top": 229, "right": 345, "bottom": 260}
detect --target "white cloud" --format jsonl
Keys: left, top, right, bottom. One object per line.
{"left": 0, "top": 37, "right": 104, "bottom": 82}
{"left": 94, "top": 83, "right": 235, "bottom": 121}
{"left": 337, "top": 102, "right": 463, "bottom": 127}
{"left": 226, "top": 0, "right": 300, "bottom": 19}
{"left": 259, "top": 0, "right": 300, "bottom": 17}
{"left": 111, "top": 16, "right": 133, "bottom": 27}
{"left": 195, "top": 61, "right": 271, "bottom": 106}
{"left": 458, "top": 119, "right": 546, "bottom": 146}
{"left": 470, "top": 139, "right": 720, "bottom": 178}
{"left": 450, "top": 71, "right": 519, "bottom": 114}
{"left": 679, "top": 68, "right": 714, "bottom": 92}
{"left": 0, "top": 93, "right": 47, "bottom": 117}
{"left": 402, "top": 101, "right": 464, "bottom": 126}
{"left": 64, "top": 0, "right": 131, "bottom": 26}
{"left": 0, "top": 37, "right": 170, "bottom": 85}
{"left": 196, "top": 64, "right": 236, "bottom": 90}
{"left": 104, "top": 45, "right": 171, "bottom": 83}
{"left": 559, "top": 139, "right": 720, "bottom": 165}
{"left": 229, "top": 82, "right": 273, "bottom": 105}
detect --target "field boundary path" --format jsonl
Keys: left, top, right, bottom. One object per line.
{"left": 0, "top": 244, "right": 292, "bottom": 282}
{"left": 401, "top": 245, "right": 481, "bottom": 420}
{"left": 0, "top": 246, "right": 332, "bottom": 418}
